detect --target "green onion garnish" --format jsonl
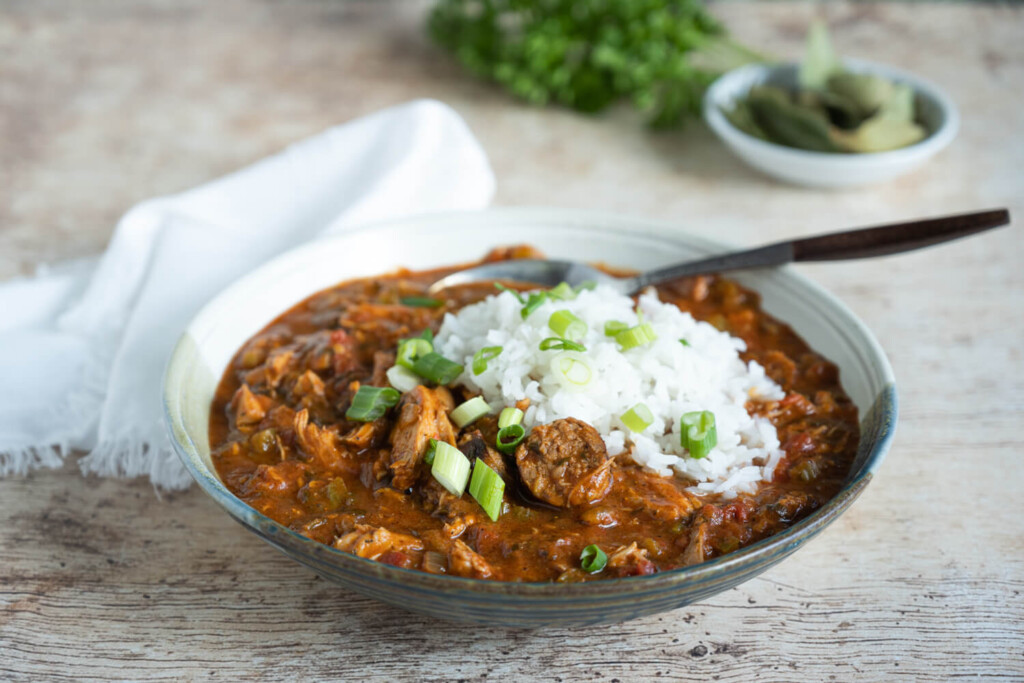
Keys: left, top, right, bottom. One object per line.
{"left": 604, "top": 320, "right": 628, "bottom": 337}
{"left": 424, "top": 438, "right": 439, "bottom": 465}
{"left": 418, "top": 328, "right": 434, "bottom": 343}
{"left": 576, "top": 281, "right": 597, "bottom": 292}
{"left": 385, "top": 365, "right": 420, "bottom": 393}
{"left": 621, "top": 403, "right": 654, "bottom": 433}
{"left": 580, "top": 544, "right": 607, "bottom": 573}
{"left": 679, "top": 338, "right": 691, "bottom": 347}
{"left": 396, "top": 337, "right": 433, "bottom": 370}
{"left": 469, "top": 459, "right": 505, "bottom": 522}
{"left": 431, "top": 441, "right": 471, "bottom": 496}
{"left": 345, "top": 386, "right": 401, "bottom": 422}
{"left": 496, "top": 423, "right": 526, "bottom": 454}
{"left": 494, "top": 282, "right": 525, "bottom": 304}
{"left": 680, "top": 410, "right": 717, "bottom": 459}
{"left": 411, "top": 352, "right": 464, "bottom": 385}
{"left": 548, "top": 282, "right": 576, "bottom": 301}
{"left": 450, "top": 396, "right": 491, "bottom": 428}
{"left": 472, "top": 346, "right": 503, "bottom": 375}
{"left": 399, "top": 296, "right": 443, "bottom": 308}
{"left": 521, "top": 292, "right": 548, "bottom": 319}
{"left": 498, "top": 406, "right": 523, "bottom": 429}
{"left": 615, "top": 322, "right": 657, "bottom": 350}
{"left": 549, "top": 352, "right": 593, "bottom": 388}
{"left": 548, "top": 310, "right": 587, "bottom": 341}
{"left": 539, "top": 337, "right": 586, "bottom": 352}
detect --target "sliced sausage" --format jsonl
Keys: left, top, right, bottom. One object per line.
{"left": 514, "top": 417, "right": 612, "bottom": 508}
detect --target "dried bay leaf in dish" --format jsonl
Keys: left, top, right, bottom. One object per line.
{"left": 745, "top": 85, "right": 840, "bottom": 152}
{"left": 798, "top": 20, "right": 841, "bottom": 90}
{"left": 829, "top": 84, "right": 926, "bottom": 153}
{"left": 721, "top": 21, "right": 928, "bottom": 154}
{"left": 722, "top": 99, "right": 769, "bottom": 140}
{"left": 826, "top": 72, "right": 896, "bottom": 119}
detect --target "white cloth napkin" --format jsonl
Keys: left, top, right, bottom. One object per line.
{"left": 0, "top": 99, "right": 495, "bottom": 489}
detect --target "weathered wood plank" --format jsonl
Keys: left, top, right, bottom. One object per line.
{"left": 1, "top": 0, "right": 1022, "bottom": 680}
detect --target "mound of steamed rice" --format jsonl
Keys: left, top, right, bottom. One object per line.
{"left": 433, "top": 284, "right": 787, "bottom": 498}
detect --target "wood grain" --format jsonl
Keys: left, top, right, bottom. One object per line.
{"left": 1, "top": 1, "right": 1023, "bottom": 680}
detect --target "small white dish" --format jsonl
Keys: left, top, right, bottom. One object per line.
{"left": 703, "top": 59, "right": 959, "bottom": 188}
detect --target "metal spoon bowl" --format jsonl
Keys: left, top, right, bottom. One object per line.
{"left": 429, "top": 209, "right": 1010, "bottom": 296}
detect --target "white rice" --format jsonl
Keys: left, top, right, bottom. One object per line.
{"left": 433, "top": 285, "right": 786, "bottom": 499}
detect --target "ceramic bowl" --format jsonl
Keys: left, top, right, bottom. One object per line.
{"left": 702, "top": 59, "right": 959, "bottom": 188}
{"left": 163, "top": 208, "right": 898, "bottom": 628}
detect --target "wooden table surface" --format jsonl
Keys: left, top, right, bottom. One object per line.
{"left": 2, "top": 1, "right": 1022, "bottom": 680}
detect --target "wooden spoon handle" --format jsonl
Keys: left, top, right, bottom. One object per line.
{"left": 789, "top": 209, "right": 1011, "bottom": 262}
{"left": 625, "top": 209, "right": 1010, "bottom": 293}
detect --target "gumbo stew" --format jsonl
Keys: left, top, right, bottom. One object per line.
{"left": 211, "top": 247, "right": 858, "bottom": 582}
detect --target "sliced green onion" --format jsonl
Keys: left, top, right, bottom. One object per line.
{"left": 431, "top": 441, "right": 471, "bottom": 496}
{"left": 621, "top": 403, "right": 654, "bottom": 433}
{"left": 580, "top": 544, "right": 607, "bottom": 573}
{"left": 345, "top": 386, "right": 401, "bottom": 422}
{"left": 549, "top": 351, "right": 593, "bottom": 390}
{"left": 615, "top": 322, "right": 657, "bottom": 350}
{"left": 498, "top": 407, "right": 523, "bottom": 429}
{"left": 472, "top": 346, "right": 503, "bottom": 375}
{"left": 494, "top": 282, "right": 525, "bottom": 303}
{"left": 450, "top": 396, "right": 491, "bottom": 428}
{"left": 418, "top": 328, "right": 434, "bottom": 343}
{"left": 680, "top": 410, "right": 717, "bottom": 459}
{"left": 397, "top": 337, "right": 433, "bottom": 370}
{"left": 575, "top": 280, "right": 597, "bottom": 292}
{"left": 548, "top": 310, "right": 587, "bottom": 340}
{"left": 411, "top": 352, "right": 464, "bottom": 385}
{"left": 424, "top": 438, "right": 439, "bottom": 465}
{"left": 495, "top": 423, "right": 526, "bottom": 455}
{"left": 520, "top": 292, "right": 548, "bottom": 319}
{"left": 385, "top": 365, "right": 420, "bottom": 392}
{"left": 679, "top": 338, "right": 691, "bottom": 347}
{"left": 469, "top": 460, "right": 505, "bottom": 522}
{"left": 604, "top": 320, "right": 629, "bottom": 337}
{"left": 399, "top": 296, "right": 443, "bottom": 308}
{"left": 548, "top": 282, "right": 576, "bottom": 301}
{"left": 539, "top": 337, "right": 586, "bottom": 352}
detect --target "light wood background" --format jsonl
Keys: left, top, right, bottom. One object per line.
{"left": 2, "top": 1, "right": 1022, "bottom": 681}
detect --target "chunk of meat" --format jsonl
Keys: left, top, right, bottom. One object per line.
{"left": 458, "top": 430, "right": 509, "bottom": 481}
{"left": 340, "top": 418, "right": 389, "bottom": 452}
{"left": 229, "top": 384, "right": 275, "bottom": 433}
{"left": 606, "top": 542, "right": 657, "bottom": 577}
{"left": 263, "top": 349, "right": 296, "bottom": 389}
{"left": 419, "top": 478, "right": 481, "bottom": 532}
{"left": 514, "top": 418, "right": 612, "bottom": 508}
{"left": 334, "top": 524, "right": 424, "bottom": 561}
{"left": 621, "top": 469, "right": 701, "bottom": 522}
{"left": 369, "top": 350, "right": 396, "bottom": 387}
{"left": 385, "top": 386, "right": 456, "bottom": 490}
{"left": 292, "top": 370, "right": 326, "bottom": 399}
{"left": 681, "top": 523, "right": 708, "bottom": 566}
{"left": 448, "top": 539, "right": 494, "bottom": 579}
{"left": 293, "top": 409, "right": 346, "bottom": 471}
{"left": 482, "top": 245, "right": 545, "bottom": 262}
{"left": 241, "top": 461, "right": 309, "bottom": 497}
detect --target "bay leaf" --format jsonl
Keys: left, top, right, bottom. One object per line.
{"left": 826, "top": 72, "right": 895, "bottom": 117}
{"left": 799, "top": 20, "right": 841, "bottom": 90}
{"left": 747, "top": 85, "right": 841, "bottom": 152}
{"left": 829, "top": 81, "right": 924, "bottom": 152}
{"left": 723, "top": 100, "right": 770, "bottom": 140}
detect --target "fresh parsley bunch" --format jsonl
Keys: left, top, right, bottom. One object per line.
{"left": 429, "top": 0, "right": 760, "bottom": 127}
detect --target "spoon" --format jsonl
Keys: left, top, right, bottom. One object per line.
{"left": 428, "top": 209, "right": 1011, "bottom": 296}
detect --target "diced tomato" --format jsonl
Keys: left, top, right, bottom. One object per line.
{"left": 378, "top": 551, "right": 412, "bottom": 568}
